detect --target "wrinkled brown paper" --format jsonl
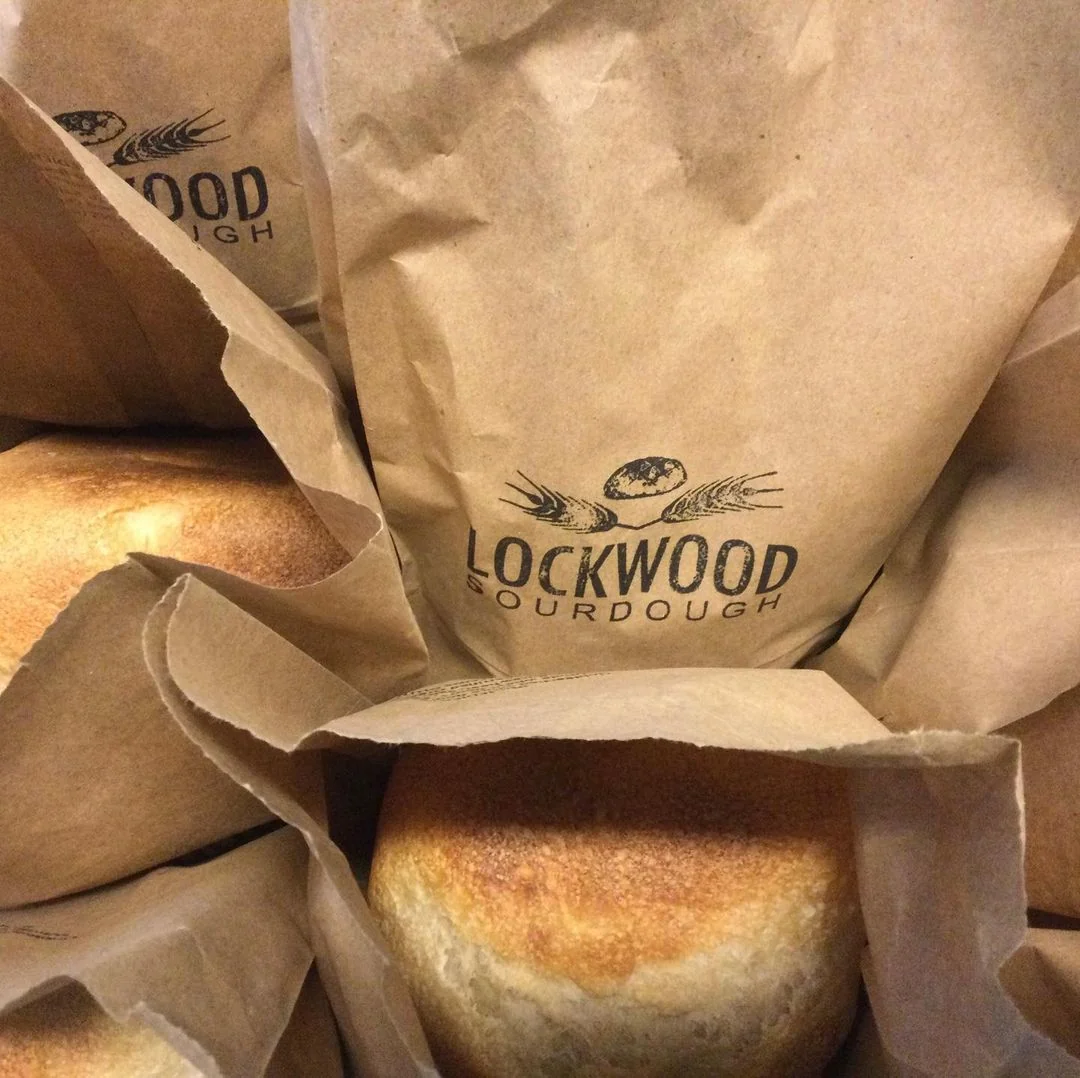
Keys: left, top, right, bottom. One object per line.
{"left": 0, "top": 78, "right": 426, "bottom": 906}
{"left": 292, "top": 0, "right": 1080, "bottom": 677}
{"left": 814, "top": 276, "right": 1080, "bottom": 927}
{"left": 0, "top": 0, "right": 319, "bottom": 328}
{"left": 134, "top": 574, "right": 1080, "bottom": 1075}
{"left": 816, "top": 276, "right": 1080, "bottom": 735}
{"left": 0, "top": 827, "right": 345, "bottom": 1078}
{"left": 1002, "top": 926, "right": 1080, "bottom": 1061}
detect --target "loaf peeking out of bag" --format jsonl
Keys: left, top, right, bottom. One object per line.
{"left": 0, "top": 78, "right": 427, "bottom": 909}
{"left": 0, "top": 0, "right": 319, "bottom": 333}
{"left": 294, "top": 0, "right": 1080, "bottom": 675}
{"left": 0, "top": 828, "right": 347, "bottom": 1078}
{"left": 369, "top": 740, "right": 862, "bottom": 1078}
{"left": 0, "top": 984, "right": 203, "bottom": 1076}
{"left": 0, "top": 430, "right": 348, "bottom": 687}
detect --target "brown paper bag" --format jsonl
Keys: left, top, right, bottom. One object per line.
{"left": 0, "top": 827, "right": 345, "bottom": 1078}
{"left": 1001, "top": 927, "right": 1080, "bottom": 1062}
{"left": 292, "top": 0, "right": 1080, "bottom": 677}
{"left": 0, "top": 562, "right": 281, "bottom": 907}
{"left": 1007, "top": 688, "right": 1080, "bottom": 919}
{"left": 0, "top": 510, "right": 420, "bottom": 909}
{"left": 814, "top": 275, "right": 1080, "bottom": 735}
{"left": 137, "top": 574, "right": 1080, "bottom": 1076}
{"left": 812, "top": 274, "right": 1080, "bottom": 919}
{"left": 0, "top": 74, "right": 427, "bottom": 679}
{"left": 0, "top": 0, "right": 320, "bottom": 333}
{"left": 0, "top": 77, "right": 426, "bottom": 906}
{"left": 815, "top": 274, "right": 1080, "bottom": 735}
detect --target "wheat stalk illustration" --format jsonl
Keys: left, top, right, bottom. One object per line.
{"left": 110, "top": 110, "right": 229, "bottom": 166}
{"left": 658, "top": 472, "right": 784, "bottom": 523}
{"left": 502, "top": 470, "right": 783, "bottom": 534}
{"left": 502, "top": 473, "right": 618, "bottom": 533}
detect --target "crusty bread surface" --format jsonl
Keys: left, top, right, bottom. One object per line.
{"left": 0, "top": 985, "right": 200, "bottom": 1078}
{"left": 0, "top": 431, "right": 349, "bottom": 681}
{"left": 369, "top": 739, "right": 863, "bottom": 1078}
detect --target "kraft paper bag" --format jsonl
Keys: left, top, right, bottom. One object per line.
{"left": 0, "top": 0, "right": 320, "bottom": 333}
{"left": 0, "top": 543, "right": 423, "bottom": 906}
{"left": 292, "top": 0, "right": 1080, "bottom": 677}
{"left": 1010, "top": 689, "right": 1080, "bottom": 918}
{"left": 138, "top": 575, "right": 1080, "bottom": 1076}
{"left": 0, "top": 827, "right": 345, "bottom": 1078}
{"left": 815, "top": 276, "right": 1080, "bottom": 735}
{"left": 1001, "top": 927, "right": 1080, "bottom": 1063}
{"left": 0, "top": 78, "right": 426, "bottom": 905}
{"left": 0, "top": 73, "right": 427, "bottom": 690}
{"left": 0, "top": 563, "right": 273, "bottom": 907}
{"left": 812, "top": 275, "right": 1080, "bottom": 920}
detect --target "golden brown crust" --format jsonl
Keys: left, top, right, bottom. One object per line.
{"left": 369, "top": 740, "right": 862, "bottom": 1078}
{"left": 0, "top": 984, "right": 200, "bottom": 1078}
{"left": 373, "top": 740, "right": 854, "bottom": 990}
{"left": 0, "top": 431, "right": 349, "bottom": 676}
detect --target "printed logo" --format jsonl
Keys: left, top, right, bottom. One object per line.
{"left": 54, "top": 108, "right": 229, "bottom": 166}
{"left": 51, "top": 108, "right": 126, "bottom": 146}
{"left": 502, "top": 456, "right": 783, "bottom": 533}
{"left": 466, "top": 456, "right": 797, "bottom": 626}
{"left": 52, "top": 107, "right": 272, "bottom": 249}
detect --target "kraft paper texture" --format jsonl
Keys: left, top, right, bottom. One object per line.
{"left": 815, "top": 277, "right": 1080, "bottom": 922}
{"left": 0, "top": 828, "right": 345, "bottom": 1078}
{"left": 140, "top": 577, "right": 1080, "bottom": 1075}
{"left": 293, "top": 0, "right": 1080, "bottom": 676}
{"left": 0, "top": 78, "right": 425, "bottom": 905}
{"left": 0, "top": 0, "right": 319, "bottom": 327}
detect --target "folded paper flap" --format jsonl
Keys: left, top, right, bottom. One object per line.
{"left": 151, "top": 574, "right": 368, "bottom": 752}
{"left": 143, "top": 577, "right": 437, "bottom": 1077}
{"left": 152, "top": 578, "right": 925, "bottom": 754}
{"left": 0, "top": 561, "right": 271, "bottom": 908}
{"left": 0, "top": 78, "right": 244, "bottom": 428}
{"left": 816, "top": 286, "right": 1080, "bottom": 734}
{"left": 144, "top": 578, "right": 1055, "bottom": 1074}
{"left": 849, "top": 745, "right": 1053, "bottom": 1076}
{"left": 220, "top": 338, "right": 381, "bottom": 554}
{"left": 0, "top": 829, "right": 312, "bottom": 1078}
{"left": 337, "top": 668, "right": 886, "bottom": 751}
{"left": 329, "top": 672, "right": 1023, "bottom": 766}
{"left": 847, "top": 746, "right": 1080, "bottom": 1075}
{"left": 131, "top": 539, "right": 425, "bottom": 705}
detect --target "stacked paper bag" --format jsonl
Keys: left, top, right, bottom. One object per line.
{"left": 291, "top": 0, "right": 1080, "bottom": 677}
{"left": 0, "top": 829, "right": 346, "bottom": 1078}
{"left": 814, "top": 267, "right": 1080, "bottom": 1063}
{"left": 0, "top": 0, "right": 328, "bottom": 356}
{"left": 0, "top": 77, "right": 424, "bottom": 1073}
{"left": 2, "top": 0, "right": 1080, "bottom": 1072}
